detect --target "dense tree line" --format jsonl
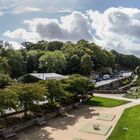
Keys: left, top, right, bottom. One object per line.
{"left": 0, "top": 40, "right": 140, "bottom": 78}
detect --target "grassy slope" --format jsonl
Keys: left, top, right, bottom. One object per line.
{"left": 108, "top": 105, "right": 140, "bottom": 140}
{"left": 86, "top": 96, "right": 128, "bottom": 107}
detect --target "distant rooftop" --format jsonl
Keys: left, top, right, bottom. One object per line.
{"left": 30, "top": 73, "right": 68, "bottom": 80}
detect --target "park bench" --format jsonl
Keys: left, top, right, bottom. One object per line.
{"left": 37, "top": 117, "right": 47, "bottom": 126}
{"left": 73, "top": 103, "right": 80, "bottom": 109}
{"left": 59, "top": 108, "right": 67, "bottom": 116}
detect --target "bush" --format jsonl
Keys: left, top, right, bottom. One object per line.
{"left": 0, "top": 73, "right": 12, "bottom": 88}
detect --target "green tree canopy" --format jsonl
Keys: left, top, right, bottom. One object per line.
{"left": 11, "top": 83, "right": 46, "bottom": 116}
{"left": 4, "top": 49, "right": 27, "bottom": 78}
{"left": 39, "top": 51, "right": 66, "bottom": 73}
{"left": 0, "top": 56, "right": 10, "bottom": 74}
{"left": 66, "top": 55, "right": 80, "bottom": 73}
{"left": 0, "top": 72, "right": 12, "bottom": 88}
{"left": 80, "top": 54, "right": 93, "bottom": 76}
{"left": 0, "top": 89, "right": 19, "bottom": 115}
{"left": 62, "top": 74, "right": 94, "bottom": 97}
{"left": 27, "top": 50, "right": 40, "bottom": 73}
{"left": 47, "top": 41, "right": 63, "bottom": 51}
{"left": 41, "top": 80, "right": 66, "bottom": 106}
{"left": 135, "top": 66, "right": 140, "bottom": 78}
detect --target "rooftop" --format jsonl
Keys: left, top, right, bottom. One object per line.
{"left": 30, "top": 73, "right": 68, "bottom": 80}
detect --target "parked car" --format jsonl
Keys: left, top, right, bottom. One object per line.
{"left": 103, "top": 74, "right": 110, "bottom": 80}
{"left": 96, "top": 77, "right": 103, "bottom": 82}
{"left": 118, "top": 72, "right": 124, "bottom": 77}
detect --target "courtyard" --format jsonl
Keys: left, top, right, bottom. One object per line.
{"left": 15, "top": 96, "right": 139, "bottom": 140}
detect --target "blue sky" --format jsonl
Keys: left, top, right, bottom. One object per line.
{"left": 1, "top": 0, "right": 140, "bottom": 56}
{"left": 1, "top": 0, "right": 140, "bottom": 36}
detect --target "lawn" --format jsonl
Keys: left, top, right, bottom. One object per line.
{"left": 108, "top": 105, "right": 140, "bottom": 140}
{"left": 86, "top": 96, "right": 128, "bottom": 107}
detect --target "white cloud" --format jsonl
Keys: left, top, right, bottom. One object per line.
{"left": 4, "top": 11, "right": 93, "bottom": 42}
{"left": 45, "top": 7, "right": 73, "bottom": 13}
{"left": 87, "top": 7, "right": 140, "bottom": 56}
{"left": 4, "top": 28, "right": 40, "bottom": 42}
{"left": 3, "top": 7, "right": 140, "bottom": 57}
{"left": 9, "top": 41, "right": 22, "bottom": 50}
{"left": 13, "top": 6, "right": 42, "bottom": 14}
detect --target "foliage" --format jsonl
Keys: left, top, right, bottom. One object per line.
{"left": 39, "top": 51, "right": 66, "bottom": 73}
{"left": 26, "top": 50, "right": 40, "bottom": 73}
{"left": 62, "top": 74, "right": 94, "bottom": 97}
{"left": 0, "top": 89, "right": 19, "bottom": 115}
{"left": 11, "top": 83, "right": 46, "bottom": 116}
{"left": 3, "top": 49, "right": 27, "bottom": 78}
{"left": 41, "top": 80, "right": 66, "bottom": 106}
{"left": 47, "top": 41, "right": 64, "bottom": 51}
{"left": 0, "top": 56, "right": 10, "bottom": 74}
{"left": 80, "top": 54, "right": 93, "bottom": 76}
{"left": 135, "top": 66, "right": 140, "bottom": 78}
{"left": 66, "top": 55, "right": 80, "bottom": 73}
{"left": 124, "top": 86, "right": 140, "bottom": 99}
{"left": 0, "top": 72, "right": 12, "bottom": 88}
{"left": 0, "top": 40, "right": 140, "bottom": 78}
{"left": 112, "top": 50, "right": 140, "bottom": 69}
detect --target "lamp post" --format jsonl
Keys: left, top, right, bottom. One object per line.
{"left": 43, "top": 62, "right": 47, "bottom": 80}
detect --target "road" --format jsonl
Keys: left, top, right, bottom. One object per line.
{"left": 95, "top": 72, "right": 132, "bottom": 88}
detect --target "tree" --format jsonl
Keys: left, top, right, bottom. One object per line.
{"left": 66, "top": 55, "right": 80, "bottom": 73}
{"left": 42, "top": 80, "right": 65, "bottom": 106}
{"left": 39, "top": 51, "right": 66, "bottom": 73}
{"left": 112, "top": 50, "right": 140, "bottom": 69}
{"left": 0, "top": 73, "right": 12, "bottom": 88}
{"left": 135, "top": 66, "right": 140, "bottom": 78}
{"left": 80, "top": 54, "right": 93, "bottom": 76}
{"left": 13, "top": 83, "right": 46, "bottom": 116}
{"left": 47, "top": 41, "right": 63, "bottom": 51}
{"left": 32, "top": 41, "right": 48, "bottom": 50}
{"left": 0, "top": 56, "right": 10, "bottom": 74}
{"left": 0, "top": 89, "right": 19, "bottom": 116}
{"left": 4, "top": 49, "right": 27, "bottom": 78}
{"left": 77, "top": 39, "right": 89, "bottom": 48}
{"left": 27, "top": 50, "right": 39, "bottom": 73}
{"left": 63, "top": 74, "right": 94, "bottom": 97}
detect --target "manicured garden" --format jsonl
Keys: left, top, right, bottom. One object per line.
{"left": 108, "top": 105, "right": 140, "bottom": 140}
{"left": 86, "top": 96, "right": 128, "bottom": 107}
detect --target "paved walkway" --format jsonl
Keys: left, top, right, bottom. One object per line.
{"left": 17, "top": 95, "right": 140, "bottom": 140}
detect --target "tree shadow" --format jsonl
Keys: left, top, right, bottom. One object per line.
{"left": 15, "top": 105, "right": 95, "bottom": 139}
{"left": 47, "top": 105, "right": 95, "bottom": 130}
{"left": 86, "top": 100, "right": 102, "bottom": 107}
{"left": 16, "top": 125, "right": 54, "bottom": 140}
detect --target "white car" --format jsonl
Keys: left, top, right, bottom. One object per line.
{"left": 103, "top": 74, "right": 110, "bottom": 80}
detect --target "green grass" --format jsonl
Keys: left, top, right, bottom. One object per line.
{"left": 108, "top": 105, "right": 140, "bottom": 140}
{"left": 86, "top": 96, "right": 128, "bottom": 107}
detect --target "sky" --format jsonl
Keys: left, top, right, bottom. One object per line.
{"left": 1, "top": 0, "right": 140, "bottom": 57}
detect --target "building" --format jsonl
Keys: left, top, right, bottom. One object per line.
{"left": 18, "top": 73, "right": 68, "bottom": 83}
